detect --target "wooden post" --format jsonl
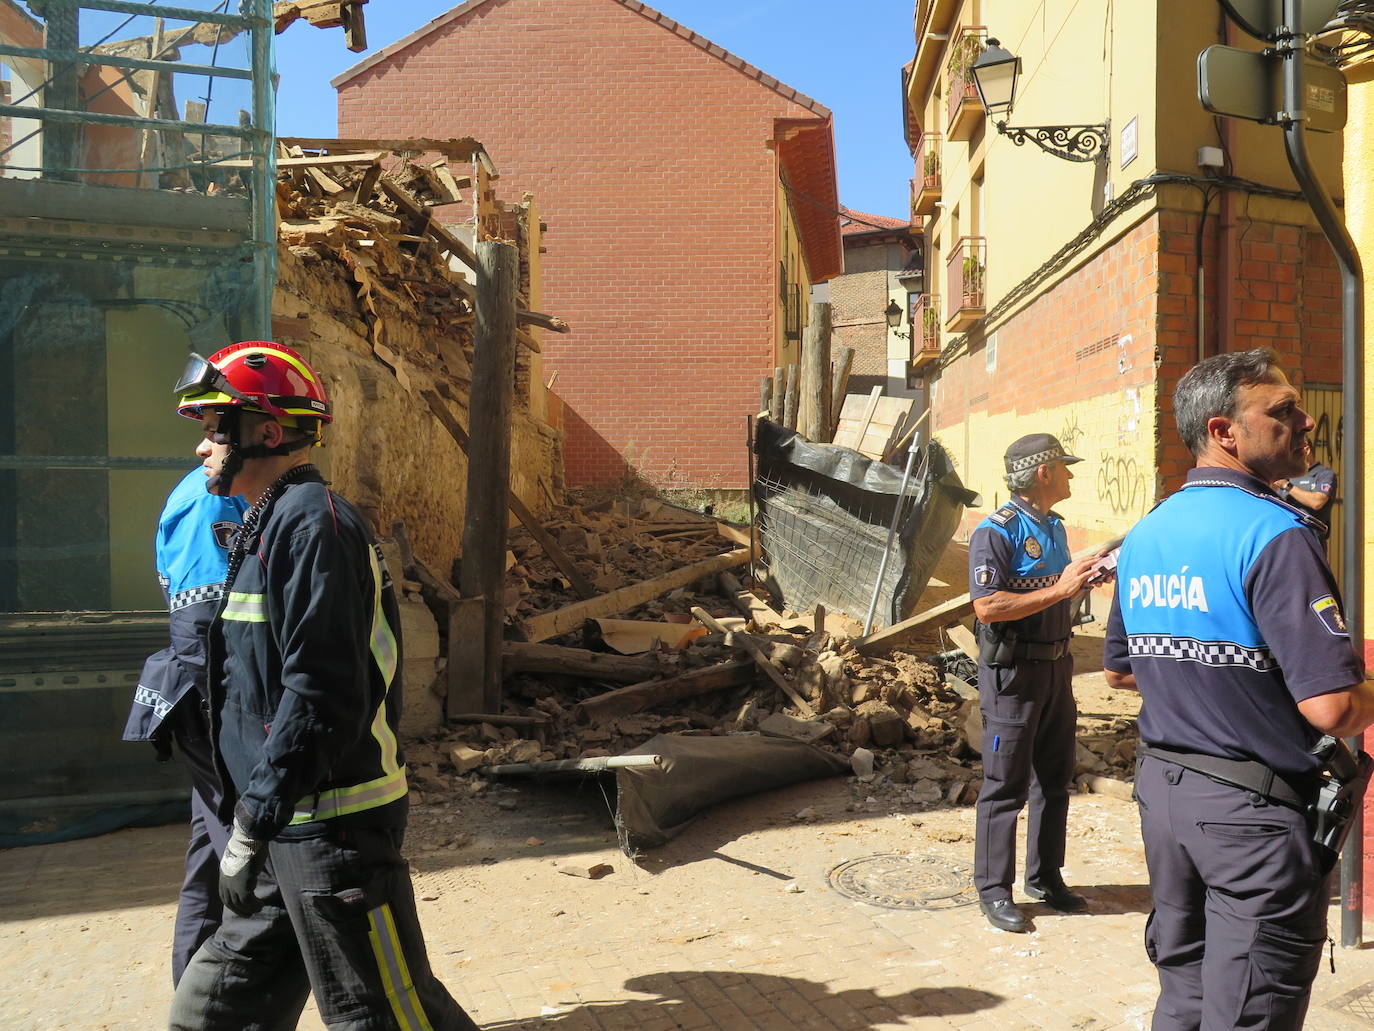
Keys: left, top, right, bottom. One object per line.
{"left": 783, "top": 363, "right": 800, "bottom": 430}
{"left": 769, "top": 366, "right": 786, "bottom": 423}
{"left": 760, "top": 376, "right": 772, "bottom": 416}
{"left": 798, "top": 302, "right": 832, "bottom": 441}
{"left": 457, "top": 240, "right": 519, "bottom": 712}
{"left": 830, "top": 346, "right": 855, "bottom": 438}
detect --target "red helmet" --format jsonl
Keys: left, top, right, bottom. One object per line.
{"left": 174, "top": 341, "right": 331, "bottom": 425}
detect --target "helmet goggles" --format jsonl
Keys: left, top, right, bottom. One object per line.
{"left": 174, "top": 352, "right": 257, "bottom": 408}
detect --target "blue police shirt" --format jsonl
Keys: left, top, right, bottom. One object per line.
{"left": 968, "top": 495, "right": 1073, "bottom": 642}
{"left": 125, "top": 469, "right": 248, "bottom": 743}
{"left": 1104, "top": 467, "right": 1361, "bottom": 777}
{"left": 156, "top": 468, "right": 249, "bottom": 609}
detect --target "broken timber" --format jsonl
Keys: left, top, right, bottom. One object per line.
{"left": 691, "top": 607, "right": 814, "bottom": 716}
{"left": 574, "top": 659, "right": 754, "bottom": 722}
{"left": 522, "top": 548, "right": 752, "bottom": 643}
{"left": 501, "top": 641, "right": 662, "bottom": 683}
{"left": 717, "top": 570, "right": 788, "bottom": 629}
{"left": 855, "top": 592, "right": 976, "bottom": 656}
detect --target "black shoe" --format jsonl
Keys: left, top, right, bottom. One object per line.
{"left": 1024, "top": 877, "right": 1087, "bottom": 912}
{"left": 979, "top": 897, "right": 1027, "bottom": 932}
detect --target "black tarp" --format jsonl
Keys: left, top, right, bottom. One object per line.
{"left": 753, "top": 419, "right": 979, "bottom": 628}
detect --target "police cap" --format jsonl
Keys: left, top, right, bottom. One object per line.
{"left": 1004, "top": 433, "right": 1083, "bottom": 475}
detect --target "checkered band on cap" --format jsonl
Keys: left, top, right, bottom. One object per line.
{"left": 1007, "top": 445, "right": 1068, "bottom": 474}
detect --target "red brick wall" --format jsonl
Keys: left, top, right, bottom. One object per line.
{"left": 337, "top": 0, "right": 823, "bottom": 487}
{"left": 1154, "top": 210, "right": 1341, "bottom": 491}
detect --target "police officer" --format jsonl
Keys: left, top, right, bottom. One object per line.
{"left": 1105, "top": 348, "right": 1374, "bottom": 1029}
{"left": 167, "top": 342, "right": 479, "bottom": 1031}
{"left": 968, "top": 433, "right": 1104, "bottom": 932}
{"left": 124, "top": 468, "right": 249, "bottom": 985}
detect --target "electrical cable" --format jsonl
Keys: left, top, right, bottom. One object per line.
{"left": 783, "top": 181, "right": 913, "bottom": 232}
{"left": 934, "top": 172, "right": 1306, "bottom": 370}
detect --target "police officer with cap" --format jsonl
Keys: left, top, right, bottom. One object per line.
{"left": 968, "top": 433, "right": 1105, "bottom": 932}
{"left": 1105, "top": 348, "right": 1374, "bottom": 1029}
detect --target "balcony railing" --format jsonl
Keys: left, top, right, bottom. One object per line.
{"left": 912, "top": 132, "right": 942, "bottom": 217}
{"left": 945, "top": 236, "right": 986, "bottom": 331}
{"left": 945, "top": 26, "right": 987, "bottom": 142}
{"left": 911, "top": 293, "right": 942, "bottom": 369}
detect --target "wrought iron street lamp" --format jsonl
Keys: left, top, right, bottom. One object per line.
{"left": 970, "top": 39, "right": 1109, "bottom": 163}
{"left": 885, "top": 299, "right": 911, "bottom": 339}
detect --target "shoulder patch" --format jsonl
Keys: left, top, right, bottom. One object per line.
{"left": 1311, "top": 595, "right": 1349, "bottom": 637}
{"left": 211, "top": 521, "right": 239, "bottom": 550}
{"left": 989, "top": 504, "right": 1017, "bottom": 527}
{"left": 974, "top": 564, "right": 996, "bottom": 588}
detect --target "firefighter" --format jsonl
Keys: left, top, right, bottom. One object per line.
{"left": 167, "top": 341, "right": 478, "bottom": 1031}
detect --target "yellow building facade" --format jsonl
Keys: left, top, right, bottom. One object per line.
{"left": 906, "top": 0, "right": 1345, "bottom": 550}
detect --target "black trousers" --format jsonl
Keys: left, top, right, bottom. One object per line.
{"left": 974, "top": 653, "right": 1076, "bottom": 900}
{"left": 1136, "top": 755, "right": 1331, "bottom": 1031}
{"left": 171, "top": 724, "right": 231, "bottom": 987}
{"left": 170, "top": 822, "right": 478, "bottom": 1031}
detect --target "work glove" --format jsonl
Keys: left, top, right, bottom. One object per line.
{"left": 219, "top": 818, "right": 269, "bottom": 916}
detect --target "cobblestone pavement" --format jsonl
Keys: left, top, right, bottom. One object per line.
{"left": 7, "top": 765, "right": 1374, "bottom": 1031}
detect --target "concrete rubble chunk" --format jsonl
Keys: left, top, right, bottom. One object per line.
{"left": 758, "top": 711, "right": 834, "bottom": 743}
{"left": 849, "top": 746, "right": 875, "bottom": 778}
{"left": 557, "top": 861, "right": 614, "bottom": 879}
{"left": 448, "top": 745, "right": 486, "bottom": 774}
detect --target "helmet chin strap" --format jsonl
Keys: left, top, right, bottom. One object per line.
{"left": 204, "top": 408, "right": 314, "bottom": 497}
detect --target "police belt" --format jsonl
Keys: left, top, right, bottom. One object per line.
{"left": 1014, "top": 638, "right": 1071, "bottom": 661}
{"left": 1138, "top": 743, "right": 1313, "bottom": 810}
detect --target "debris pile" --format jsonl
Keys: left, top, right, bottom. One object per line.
{"left": 391, "top": 495, "right": 1140, "bottom": 817}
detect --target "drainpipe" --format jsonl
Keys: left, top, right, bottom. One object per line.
{"left": 1279, "top": 0, "right": 1365, "bottom": 948}
{"left": 1215, "top": 17, "right": 1240, "bottom": 358}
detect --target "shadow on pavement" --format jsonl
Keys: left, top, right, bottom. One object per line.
{"left": 485, "top": 970, "right": 1003, "bottom": 1029}
{"left": 1062, "top": 882, "right": 1152, "bottom": 915}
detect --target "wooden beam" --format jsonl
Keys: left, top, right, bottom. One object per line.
{"left": 769, "top": 365, "right": 785, "bottom": 423}
{"left": 942, "top": 622, "right": 978, "bottom": 661}
{"left": 574, "top": 660, "right": 754, "bottom": 722}
{"left": 449, "top": 712, "right": 549, "bottom": 728}
{"left": 522, "top": 547, "right": 752, "bottom": 643}
{"left": 854, "top": 592, "right": 977, "bottom": 656}
{"left": 798, "top": 301, "right": 831, "bottom": 441}
{"left": 219, "top": 151, "right": 383, "bottom": 169}
{"left": 783, "top": 362, "right": 799, "bottom": 430}
{"left": 379, "top": 178, "right": 481, "bottom": 270}
{"left": 501, "top": 641, "right": 662, "bottom": 683}
{"left": 718, "top": 570, "right": 787, "bottom": 629}
{"left": 277, "top": 135, "right": 484, "bottom": 161}
{"left": 459, "top": 241, "right": 520, "bottom": 713}
{"left": 516, "top": 308, "right": 570, "bottom": 333}
{"left": 691, "top": 607, "right": 814, "bottom": 716}
{"left": 352, "top": 161, "right": 383, "bottom": 203}
{"left": 830, "top": 346, "right": 854, "bottom": 439}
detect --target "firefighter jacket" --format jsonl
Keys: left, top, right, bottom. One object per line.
{"left": 213, "top": 465, "right": 407, "bottom": 841}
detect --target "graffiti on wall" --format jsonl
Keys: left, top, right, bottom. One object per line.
{"left": 1096, "top": 452, "right": 1148, "bottom": 516}
{"left": 1311, "top": 410, "right": 1342, "bottom": 469}
{"left": 1058, "top": 413, "right": 1084, "bottom": 455}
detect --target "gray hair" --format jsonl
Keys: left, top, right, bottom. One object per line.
{"left": 1174, "top": 348, "right": 1280, "bottom": 456}
{"left": 1004, "top": 466, "right": 1038, "bottom": 491}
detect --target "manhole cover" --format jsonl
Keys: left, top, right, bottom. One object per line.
{"left": 827, "top": 852, "right": 979, "bottom": 911}
{"left": 1325, "top": 981, "right": 1374, "bottom": 1025}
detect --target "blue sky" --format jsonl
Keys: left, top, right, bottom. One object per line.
{"left": 272, "top": 0, "right": 917, "bottom": 220}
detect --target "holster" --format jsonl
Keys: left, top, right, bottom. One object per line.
{"left": 974, "top": 620, "right": 1018, "bottom": 667}
{"left": 1309, "top": 736, "right": 1374, "bottom": 856}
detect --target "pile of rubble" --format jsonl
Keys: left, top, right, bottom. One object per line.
{"left": 395, "top": 495, "right": 1139, "bottom": 815}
